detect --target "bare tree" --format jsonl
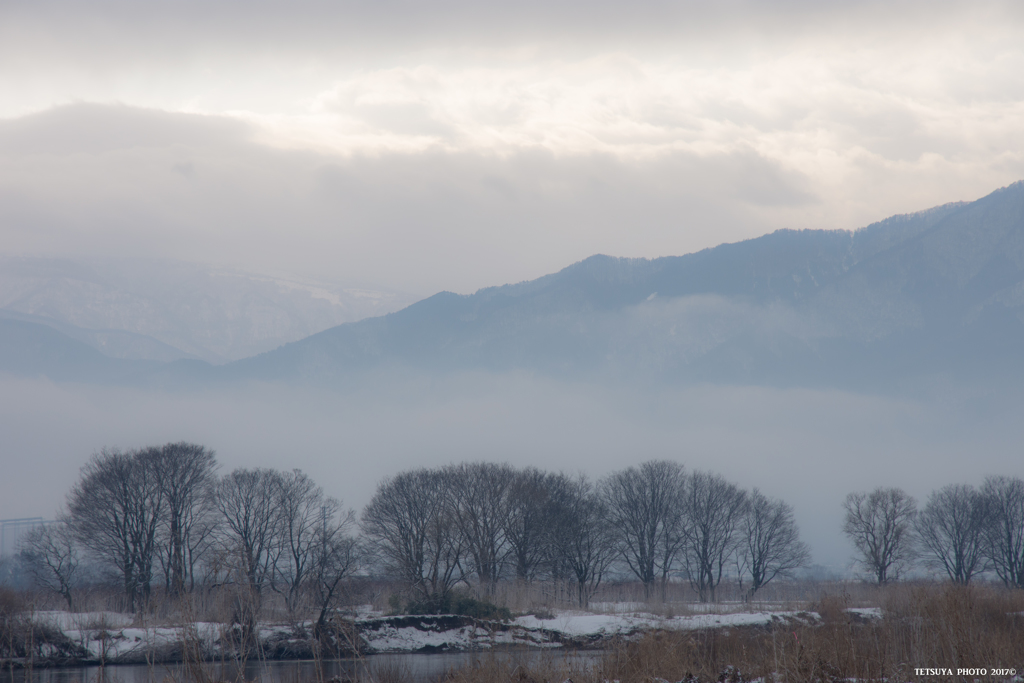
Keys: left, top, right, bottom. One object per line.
{"left": 274, "top": 469, "right": 337, "bottom": 614}
{"left": 504, "top": 467, "right": 555, "bottom": 583}
{"left": 679, "top": 471, "right": 748, "bottom": 602}
{"left": 361, "top": 468, "right": 465, "bottom": 605}
{"left": 602, "top": 460, "right": 686, "bottom": 599}
{"left": 916, "top": 484, "right": 989, "bottom": 584}
{"left": 447, "top": 462, "right": 515, "bottom": 595}
{"left": 182, "top": 485, "right": 220, "bottom": 593}
{"left": 20, "top": 517, "right": 80, "bottom": 610}
{"left": 547, "top": 476, "right": 616, "bottom": 608}
{"left": 842, "top": 487, "right": 917, "bottom": 584}
{"left": 132, "top": 448, "right": 166, "bottom": 606}
{"left": 215, "top": 467, "right": 283, "bottom": 648}
{"left": 67, "top": 447, "right": 164, "bottom": 611}
{"left": 310, "top": 507, "right": 359, "bottom": 632}
{"left": 216, "top": 468, "right": 283, "bottom": 595}
{"left": 981, "top": 475, "right": 1024, "bottom": 589}
{"left": 741, "top": 489, "right": 809, "bottom": 598}
{"left": 152, "top": 442, "right": 217, "bottom": 595}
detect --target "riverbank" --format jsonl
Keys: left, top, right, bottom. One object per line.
{"left": 3, "top": 606, "right": 821, "bottom": 669}
{"left": 6, "top": 584, "right": 1020, "bottom": 682}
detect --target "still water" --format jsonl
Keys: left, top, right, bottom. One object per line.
{"left": 6, "top": 650, "right": 602, "bottom": 683}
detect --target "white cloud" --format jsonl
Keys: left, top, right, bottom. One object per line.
{"left": 0, "top": 1, "right": 1023, "bottom": 294}
{"left": 0, "top": 104, "right": 828, "bottom": 294}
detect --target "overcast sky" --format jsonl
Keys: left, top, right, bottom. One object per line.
{"left": 3, "top": 2, "right": 1024, "bottom": 568}
{"left": 2, "top": 0, "right": 1023, "bottom": 295}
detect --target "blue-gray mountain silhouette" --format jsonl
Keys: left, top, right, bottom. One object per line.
{"left": 225, "top": 182, "right": 1024, "bottom": 389}
{"left": 0, "top": 317, "right": 160, "bottom": 383}
{"left": 5, "top": 181, "right": 1024, "bottom": 391}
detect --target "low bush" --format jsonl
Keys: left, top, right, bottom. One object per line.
{"left": 403, "top": 592, "right": 512, "bottom": 621}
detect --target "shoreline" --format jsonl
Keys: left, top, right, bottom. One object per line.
{"left": 3, "top": 608, "right": 820, "bottom": 670}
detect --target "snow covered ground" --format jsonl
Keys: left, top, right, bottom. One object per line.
{"left": 355, "top": 607, "right": 818, "bottom": 653}
{"left": 513, "top": 609, "right": 813, "bottom": 639}
{"left": 27, "top": 604, "right": 822, "bottom": 663}
{"left": 34, "top": 611, "right": 225, "bottom": 663}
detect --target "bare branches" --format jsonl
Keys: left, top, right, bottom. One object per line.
{"left": 361, "top": 468, "right": 465, "bottom": 603}
{"left": 151, "top": 442, "right": 218, "bottom": 595}
{"left": 546, "top": 476, "right": 616, "bottom": 608}
{"left": 67, "top": 447, "right": 164, "bottom": 612}
{"left": 215, "top": 468, "right": 283, "bottom": 595}
{"left": 274, "top": 469, "right": 338, "bottom": 614}
{"left": 916, "top": 484, "right": 989, "bottom": 585}
{"left": 679, "top": 471, "right": 748, "bottom": 603}
{"left": 310, "top": 508, "right": 359, "bottom": 629}
{"left": 602, "top": 460, "right": 686, "bottom": 598}
{"left": 742, "top": 489, "right": 809, "bottom": 598}
{"left": 981, "top": 475, "right": 1024, "bottom": 589}
{"left": 842, "top": 487, "right": 917, "bottom": 584}
{"left": 20, "top": 517, "right": 80, "bottom": 610}
{"left": 504, "top": 467, "right": 555, "bottom": 583}
{"left": 447, "top": 462, "right": 515, "bottom": 594}
{"left": 60, "top": 441, "right": 1024, "bottom": 620}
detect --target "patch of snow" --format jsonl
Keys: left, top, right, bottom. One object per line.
{"left": 514, "top": 609, "right": 811, "bottom": 637}
{"left": 361, "top": 624, "right": 481, "bottom": 652}
{"left": 60, "top": 620, "right": 223, "bottom": 662}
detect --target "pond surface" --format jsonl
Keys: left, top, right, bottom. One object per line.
{"left": 6, "top": 650, "right": 603, "bottom": 683}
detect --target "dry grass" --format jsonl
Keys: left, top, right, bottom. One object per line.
{"left": 6, "top": 580, "right": 1023, "bottom": 682}
{"left": 433, "top": 583, "right": 1024, "bottom": 683}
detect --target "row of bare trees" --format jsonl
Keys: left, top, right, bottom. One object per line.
{"left": 362, "top": 460, "right": 809, "bottom": 606}
{"left": 842, "top": 476, "right": 1024, "bottom": 587}
{"left": 21, "top": 444, "right": 1024, "bottom": 619}
{"left": 23, "top": 453, "right": 808, "bottom": 612}
{"left": 22, "top": 443, "right": 358, "bottom": 627}
{"left": 602, "top": 462, "right": 808, "bottom": 603}
{"left": 360, "top": 464, "right": 619, "bottom": 609}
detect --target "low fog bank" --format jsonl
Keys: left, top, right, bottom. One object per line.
{"left": 1, "top": 371, "right": 1020, "bottom": 570}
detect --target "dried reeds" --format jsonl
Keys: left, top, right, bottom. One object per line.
{"left": 437, "top": 583, "right": 1024, "bottom": 683}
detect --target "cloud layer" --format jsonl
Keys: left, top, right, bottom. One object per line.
{"left": 0, "top": 104, "right": 824, "bottom": 294}
{"left": 2, "top": 2, "right": 1024, "bottom": 293}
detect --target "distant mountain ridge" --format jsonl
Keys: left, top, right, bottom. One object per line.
{"left": 227, "top": 187, "right": 1018, "bottom": 389}
{"left": 0, "top": 308, "right": 198, "bottom": 363}
{"left": 4, "top": 182, "right": 1024, "bottom": 392}
{"left": 0, "top": 258, "right": 414, "bottom": 362}
{"left": 0, "top": 317, "right": 159, "bottom": 384}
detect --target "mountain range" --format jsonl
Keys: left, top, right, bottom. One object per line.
{"left": 0, "top": 259, "right": 413, "bottom": 363}
{"left": 4, "top": 181, "right": 1024, "bottom": 392}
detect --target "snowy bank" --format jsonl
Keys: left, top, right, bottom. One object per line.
{"left": 15, "top": 606, "right": 820, "bottom": 667}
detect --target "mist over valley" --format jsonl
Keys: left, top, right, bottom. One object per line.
{"left": 5, "top": 7, "right": 1024, "bottom": 676}
{"left": 4, "top": 184, "right": 1024, "bottom": 569}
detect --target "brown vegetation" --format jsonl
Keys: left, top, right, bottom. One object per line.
{"left": 438, "top": 584, "right": 1024, "bottom": 683}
